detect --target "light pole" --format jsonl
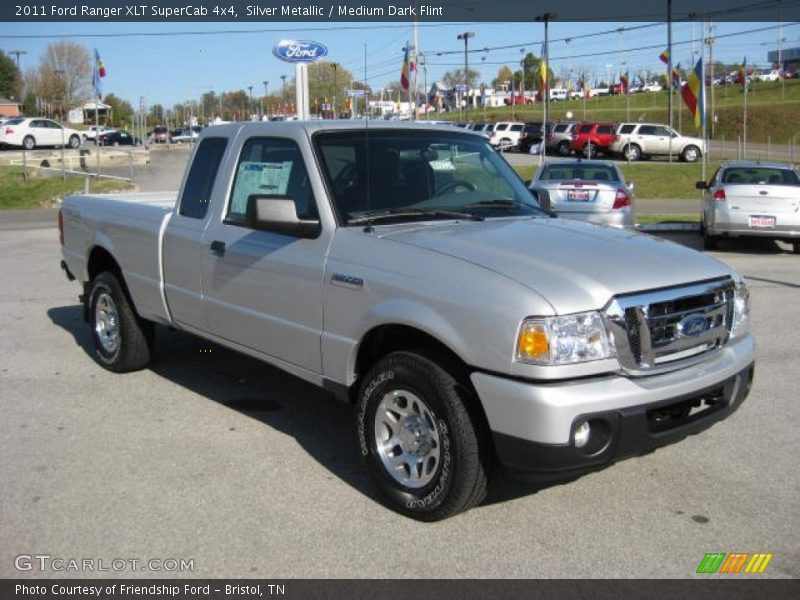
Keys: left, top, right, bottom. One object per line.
{"left": 520, "top": 48, "right": 526, "bottom": 106}
{"left": 247, "top": 86, "right": 253, "bottom": 120}
{"left": 332, "top": 63, "right": 338, "bottom": 119}
{"left": 262, "top": 81, "right": 268, "bottom": 119}
{"left": 9, "top": 49, "right": 26, "bottom": 70}
{"left": 457, "top": 32, "right": 475, "bottom": 115}
{"left": 280, "top": 75, "right": 287, "bottom": 116}
{"left": 535, "top": 12, "right": 556, "bottom": 165}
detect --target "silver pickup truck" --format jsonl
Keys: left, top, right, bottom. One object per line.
{"left": 59, "top": 121, "right": 755, "bottom": 521}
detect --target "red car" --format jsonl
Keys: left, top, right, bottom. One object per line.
{"left": 503, "top": 95, "right": 533, "bottom": 105}
{"left": 569, "top": 121, "right": 618, "bottom": 158}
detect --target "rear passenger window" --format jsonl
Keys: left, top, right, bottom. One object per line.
{"left": 178, "top": 137, "right": 228, "bottom": 219}
{"left": 597, "top": 125, "right": 613, "bottom": 134}
{"left": 638, "top": 125, "right": 656, "bottom": 136}
{"left": 618, "top": 124, "right": 635, "bottom": 134}
{"left": 227, "top": 137, "right": 317, "bottom": 224}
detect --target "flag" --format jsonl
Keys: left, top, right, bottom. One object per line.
{"left": 659, "top": 49, "right": 670, "bottom": 64}
{"left": 539, "top": 43, "right": 548, "bottom": 93}
{"left": 620, "top": 72, "right": 629, "bottom": 94}
{"left": 680, "top": 57, "right": 705, "bottom": 129}
{"left": 400, "top": 45, "right": 410, "bottom": 90}
{"left": 739, "top": 57, "right": 748, "bottom": 91}
{"left": 671, "top": 63, "right": 682, "bottom": 91}
{"left": 584, "top": 81, "right": 592, "bottom": 100}
{"left": 93, "top": 49, "right": 106, "bottom": 98}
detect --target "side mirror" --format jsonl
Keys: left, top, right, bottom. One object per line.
{"left": 245, "top": 195, "right": 320, "bottom": 238}
{"left": 537, "top": 190, "right": 552, "bottom": 213}
{"left": 524, "top": 179, "right": 532, "bottom": 187}
{"left": 695, "top": 181, "right": 708, "bottom": 190}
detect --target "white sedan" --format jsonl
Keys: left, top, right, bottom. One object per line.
{"left": 0, "top": 117, "right": 83, "bottom": 150}
{"left": 698, "top": 161, "right": 800, "bottom": 253}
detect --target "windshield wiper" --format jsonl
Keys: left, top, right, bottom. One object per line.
{"left": 464, "top": 199, "right": 524, "bottom": 209}
{"left": 348, "top": 208, "right": 484, "bottom": 226}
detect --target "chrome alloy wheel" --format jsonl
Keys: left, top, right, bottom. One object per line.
{"left": 94, "top": 291, "right": 120, "bottom": 354}
{"left": 374, "top": 389, "right": 441, "bottom": 489}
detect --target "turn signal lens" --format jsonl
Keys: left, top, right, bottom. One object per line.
{"left": 517, "top": 322, "right": 550, "bottom": 362}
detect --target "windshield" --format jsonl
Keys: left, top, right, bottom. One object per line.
{"left": 314, "top": 129, "right": 543, "bottom": 225}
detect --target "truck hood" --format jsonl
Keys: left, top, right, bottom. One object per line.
{"left": 377, "top": 217, "right": 735, "bottom": 314}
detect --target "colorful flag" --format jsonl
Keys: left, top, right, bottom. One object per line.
{"left": 93, "top": 49, "right": 106, "bottom": 98}
{"left": 539, "top": 43, "right": 548, "bottom": 93}
{"left": 400, "top": 46, "right": 410, "bottom": 90}
{"left": 659, "top": 49, "right": 670, "bottom": 64}
{"left": 680, "top": 57, "right": 705, "bottom": 128}
{"left": 739, "top": 57, "right": 748, "bottom": 90}
{"left": 671, "top": 63, "right": 682, "bottom": 90}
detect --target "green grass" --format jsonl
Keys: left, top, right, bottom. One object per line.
{"left": 514, "top": 161, "right": 721, "bottom": 199}
{"left": 0, "top": 166, "right": 134, "bottom": 209}
{"left": 637, "top": 213, "right": 700, "bottom": 224}
{"left": 453, "top": 79, "right": 800, "bottom": 145}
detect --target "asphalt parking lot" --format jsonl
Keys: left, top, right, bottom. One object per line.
{"left": 1, "top": 219, "right": 798, "bottom": 578}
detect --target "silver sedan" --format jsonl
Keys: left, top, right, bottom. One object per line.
{"left": 698, "top": 161, "right": 800, "bottom": 253}
{"left": 529, "top": 160, "right": 636, "bottom": 228}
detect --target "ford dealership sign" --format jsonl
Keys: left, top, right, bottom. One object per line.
{"left": 273, "top": 40, "right": 328, "bottom": 63}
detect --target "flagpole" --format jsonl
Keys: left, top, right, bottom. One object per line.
{"left": 743, "top": 60, "right": 748, "bottom": 160}
{"left": 94, "top": 49, "right": 100, "bottom": 182}
{"left": 667, "top": 0, "right": 673, "bottom": 163}
{"left": 701, "top": 47, "right": 707, "bottom": 186}
{"left": 413, "top": 7, "right": 419, "bottom": 120}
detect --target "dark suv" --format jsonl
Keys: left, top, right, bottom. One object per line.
{"left": 569, "top": 122, "right": 618, "bottom": 158}
{"left": 517, "top": 122, "right": 546, "bottom": 153}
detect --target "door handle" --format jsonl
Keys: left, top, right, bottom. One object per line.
{"left": 209, "top": 240, "right": 226, "bottom": 256}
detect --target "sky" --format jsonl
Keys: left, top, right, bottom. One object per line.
{"left": 1, "top": 19, "right": 797, "bottom": 109}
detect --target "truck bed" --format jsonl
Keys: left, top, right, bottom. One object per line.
{"left": 60, "top": 192, "right": 178, "bottom": 324}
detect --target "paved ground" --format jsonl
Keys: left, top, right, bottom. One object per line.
{"left": 0, "top": 224, "right": 798, "bottom": 579}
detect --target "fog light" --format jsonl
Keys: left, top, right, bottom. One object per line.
{"left": 574, "top": 421, "right": 591, "bottom": 448}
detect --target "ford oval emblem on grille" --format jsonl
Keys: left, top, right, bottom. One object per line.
{"left": 273, "top": 39, "right": 329, "bottom": 63}
{"left": 677, "top": 314, "right": 709, "bottom": 337}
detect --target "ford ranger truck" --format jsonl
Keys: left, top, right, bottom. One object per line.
{"left": 59, "top": 121, "right": 755, "bottom": 521}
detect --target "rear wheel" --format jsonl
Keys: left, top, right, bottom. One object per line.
{"left": 68, "top": 135, "right": 80, "bottom": 149}
{"left": 22, "top": 135, "right": 35, "bottom": 151}
{"left": 88, "top": 272, "right": 154, "bottom": 372}
{"left": 793, "top": 240, "right": 800, "bottom": 254}
{"left": 703, "top": 228, "right": 718, "bottom": 250}
{"left": 357, "top": 351, "right": 491, "bottom": 521}
{"left": 557, "top": 140, "right": 571, "bottom": 156}
{"left": 583, "top": 143, "right": 597, "bottom": 159}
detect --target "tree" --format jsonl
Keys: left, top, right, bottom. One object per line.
{"left": 442, "top": 68, "right": 479, "bottom": 88}
{"left": 102, "top": 93, "right": 133, "bottom": 128}
{"left": 37, "top": 41, "right": 92, "bottom": 116}
{"left": 492, "top": 66, "right": 514, "bottom": 89}
{"left": 22, "top": 91, "right": 36, "bottom": 116}
{"left": 0, "top": 51, "right": 22, "bottom": 100}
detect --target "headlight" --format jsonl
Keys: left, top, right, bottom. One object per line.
{"left": 516, "top": 312, "right": 614, "bottom": 365}
{"left": 730, "top": 281, "right": 750, "bottom": 338}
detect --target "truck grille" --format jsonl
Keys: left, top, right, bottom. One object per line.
{"left": 605, "top": 278, "right": 735, "bottom": 374}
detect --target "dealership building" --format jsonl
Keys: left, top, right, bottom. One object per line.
{"left": 768, "top": 46, "right": 800, "bottom": 70}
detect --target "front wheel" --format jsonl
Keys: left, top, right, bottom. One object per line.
{"left": 68, "top": 135, "right": 80, "bottom": 149}
{"left": 623, "top": 144, "right": 642, "bottom": 161}
{"left": 357, "top": 352, "right": 491, "bottom": 521}
{"left": 557, "top": 140, "right": 572, "bottom": 156}
{"left": 681, "top": 145, "right": 701, "bottom": 163}
{"left": 22, "top": 135, "right": 35, "bottom": 151}
{"left": 88, "top": 272, "right": 154, "bottom": 372}
{"left": 792, "top": 240, "right": 800, "bottom": 254}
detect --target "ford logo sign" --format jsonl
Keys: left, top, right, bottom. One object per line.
{"left": 273, "top": 40, "right": 328, "bottom": 63}
{"left": 677, "top": 314, "right": 709, "bottom": 337}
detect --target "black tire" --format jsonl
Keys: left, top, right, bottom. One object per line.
{"left": 703, "top": 229, "right": 718, "bottom": 250}
{"left": 681, "top": 145, "right": 701, "bottom": 163}
{"left": 793, "top": 240, "right": 800, "bottom": 254}
{"left": 557, "top": 140, "right": 571, "bottom": 156}
{"left": 68, "top": 135, "right": 80, "bottom": 149}
{"left": 87, "top": 272, "right": 154, "bottom": 372}
{"left": 624, "top": 144, "right": 642, "bottom": 161}
{"left": 356, "top": 351, "right": 491, "bottom": 521}
{"left": 22, "top": 135, "right": 35, "bottom": 151}
{"left": 583, "top": 143, "right": 597, "bottom": 159}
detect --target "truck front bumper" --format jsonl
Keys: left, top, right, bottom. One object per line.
{"left": 470, "top": 335, "right": 755, "bottom": 478}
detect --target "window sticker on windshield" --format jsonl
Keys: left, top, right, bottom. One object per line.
{"left": 429, "top": 159, "right": 456, "bottom": 171}
{"left": 231, "top": 161, "right": 294, "bottom": 216}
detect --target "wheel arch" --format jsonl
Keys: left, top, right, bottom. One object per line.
{"left": 84, "top": 245, "right": 141, "bottom": 321}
